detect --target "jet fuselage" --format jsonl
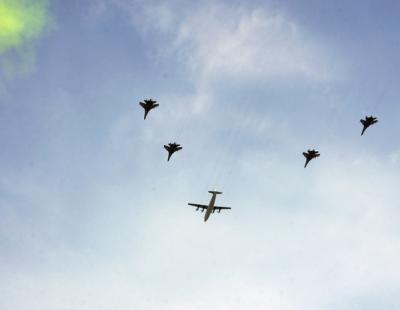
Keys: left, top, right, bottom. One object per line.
{"left": 204, "top": 193, "right": 217, "bottom": 222}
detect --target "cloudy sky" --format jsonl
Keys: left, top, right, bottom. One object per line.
{"left": 1, "top": 0, "right": 400, "bottom": 309}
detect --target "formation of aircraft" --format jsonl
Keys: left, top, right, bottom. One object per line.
{"left": 139, "top": 99, "right": 378, "bottom": 221}
{"left": 139, "top": 99, "right": 159, "bottom": 120}
{"left": 303, "top": 149, "right": 320, "bottom": 168}
{"left": 360, "top": 116, "right": 378, "bottom": 136}
{"left": 188, "top": 191, "right": 231, "bottom": 222}
{"left": 164, "top": 142, "right": 182, "bottom": 161}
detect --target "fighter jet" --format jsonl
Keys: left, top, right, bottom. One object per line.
{"left": 139, "top": 99, "right": 159, "bottom": 120}
{"left": 164, "top": 142, "right": 182, "bottom": 161}
{"left": 360, "top": 115, "right": 378, "bottom": 136}
{"left": 188, "top": 191, "right": 231, "bottom": 222}
{"left": 303, "top": 149, "right": 320, "bottom": 168}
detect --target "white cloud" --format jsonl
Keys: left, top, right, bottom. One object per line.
{"left": 2, "top": 152, "right": 400, "bottom": 310}
{"left": 113, "top": 1, "right": 337, "bottom": 83}
{"left": 173, "top": 9, "right": 328, "bottom": 81}
{"left": 96, "top": 0, "right": 341, "bottom": 119}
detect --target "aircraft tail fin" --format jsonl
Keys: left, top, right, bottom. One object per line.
{"left": 208, "top": 190, "right": 223, "bottom": 195}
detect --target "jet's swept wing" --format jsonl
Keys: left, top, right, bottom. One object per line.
{"left": 213, "top": 206, "right": 231, "bottom": 213}
{"left": 188, "top": 203, "right": 208, "bottom": 211}
{"left": 139, "top": 102, "right": 146, "bottom": 108}
{"left": 153, "top": 104, "right": 159, "bottom": 108}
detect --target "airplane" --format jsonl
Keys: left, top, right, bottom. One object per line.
{"left": 139, "top": 99, "right": 159, "bottom": 120}
{"left": 164, "top": 142, "right": 182, "bottom": 161}
{"left": 303, "top": 149, "right": 320, "bottom": 168}
{"left": 360, "top": 115, "right": 378, "bottom": 136}
{"left": 188, "top": 191, "right": 231, "bottom": 222}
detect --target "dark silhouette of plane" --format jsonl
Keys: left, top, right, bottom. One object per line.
{"left": 303, "top": 149, "right": 320, "bottom": 168}
{"left": 164, "top": 142, "right": 182, "bottom": 161}
{"left": 139, "top": 99, "right": 159, "bottom": 120}
{"left": 188, "top": 191, "right": 231, "bottom": 222}
{"left": 360, "top": 115, "right": 378, "bottom": 136}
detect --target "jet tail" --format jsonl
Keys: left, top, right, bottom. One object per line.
{"left": 361, "top": 126, "right": 367, "bottom": 136}
{"left": 208, "top": 190, "right": 222, "bottom": 195}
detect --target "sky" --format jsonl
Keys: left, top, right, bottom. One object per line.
{"left": 0, "top": 0, "right": 400, "bottom": 309}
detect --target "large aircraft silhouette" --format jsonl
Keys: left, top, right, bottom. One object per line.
{"left": 139, "top": 99, "right": 159, "bottom": 120}
{"left": 360, "top": 115, "right": 378, "bottom": 136}
{"left": 188, "top": 191, "right": 231, "bottom": 222}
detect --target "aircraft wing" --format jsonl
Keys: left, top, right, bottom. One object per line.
{"left": 139, "top": 102, "right": 146, "bottom": 108}
{"left": 164, "top": 145, "right": 170, "bottom": 151}
{"left": 188, "top": 203, "right": 208, "bottom": 210}
{"left": 176, "top": 146, "right": 183, "bottom": 151}
{"left": 153, "top": 104, "right": 159, "bottom": 108}
{"left": 213, "top": 206, "right": 231, "bottom": 212}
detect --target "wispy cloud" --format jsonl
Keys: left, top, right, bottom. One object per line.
{"left": 95, "top": 0, "right": 342, "bottom": 120}
{"left": 114, "top": 1, "right": 338, "bottom": 82}
{"left": 2, "top": 150, "right": 400, "bottom": 310}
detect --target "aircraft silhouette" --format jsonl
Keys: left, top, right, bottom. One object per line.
{"left": 139, "top": 99, "right": 159, "bottom": 120}
{"left": 360, "top": 115, "right": 378, "bottom": 136}
{"left": 164, "top": 142, "right": 182, "bottom": 161}
{"left": 303, "top": 149, "right": 320, "bottom": 168}
{"left": 188, "top": 191, "right": 231, "bottom": 222}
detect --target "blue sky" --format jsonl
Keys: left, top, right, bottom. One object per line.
{"left": 1, "top": 0, "right": 400, "bottom": 309}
